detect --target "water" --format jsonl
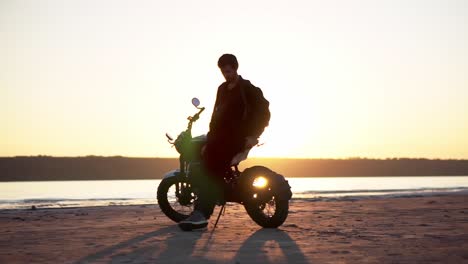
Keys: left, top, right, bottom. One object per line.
{"left": 1, "top": 176, "right": 468, "bottom": 210}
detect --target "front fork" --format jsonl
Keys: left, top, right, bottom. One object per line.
{"left": 175, "top": 158, "right": 197, "bottom": 206}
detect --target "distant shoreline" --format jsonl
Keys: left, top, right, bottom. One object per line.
{"left": 1, "top": 156, "right": 468, "bottom": 181}
{"left": 1, "top": 175, "right": 468, "bottom": 183}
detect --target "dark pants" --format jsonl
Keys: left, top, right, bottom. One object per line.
{"left": 192, "top": 134, "right": 244, "bottom": 218}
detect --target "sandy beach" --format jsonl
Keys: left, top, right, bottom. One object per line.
{"left": 1, "top": 194, "right": 467, "bottom": 264}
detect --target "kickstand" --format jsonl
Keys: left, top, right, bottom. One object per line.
{"left": 213, "top": 204, "right": 226, "bottom": 229}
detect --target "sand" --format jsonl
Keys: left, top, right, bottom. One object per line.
{"left": 1, "top": 194, "right": 468, "bottom": 263}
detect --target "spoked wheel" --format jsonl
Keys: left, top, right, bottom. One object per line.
{"left": 244, "top": 193, "right": 289, "bottom": 228}
{"left": 157, "top": 176, "right": 196, "bottom": 223}
{"left": 260, "top": 196, "right": 278, "bottom": 218}
{"left": 242, "top": 166, "right": 291, "bottom": 228}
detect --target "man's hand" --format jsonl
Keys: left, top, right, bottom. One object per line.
{"left": 245, "top": 136, "right": 259, "bottom": 149}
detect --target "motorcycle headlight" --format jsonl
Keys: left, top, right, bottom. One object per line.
{"left": 252, "top": 176, "right": 268, "bottom": 188}
{"left": 174, "top": 131, "right": 191, "bottom": 153}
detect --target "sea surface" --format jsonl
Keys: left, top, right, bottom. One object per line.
{"left": 1, "top": 176, "right": 468, "bottom": 210}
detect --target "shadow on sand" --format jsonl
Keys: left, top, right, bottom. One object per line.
{"left": 74, "top": 225, "right": 308, "bottom": 263}
{"left": 234, "top": 228, "right": 309, "bottom": 263}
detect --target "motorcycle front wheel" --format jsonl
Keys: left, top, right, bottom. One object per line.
{"left": 157, "top": 176, "right": 196, "bottom": 223}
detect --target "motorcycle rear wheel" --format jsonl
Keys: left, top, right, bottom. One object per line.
{"left": 157, "top": 176, "right": 196, "bottom": 223}
{"left": 244, "top": 194, "right": 289, "bottom": 228}
{"left": 242, "top": 166, "right": 290, "bottom": 228}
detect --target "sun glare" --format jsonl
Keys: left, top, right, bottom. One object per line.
{"left": 253, "top": 176, "right": 268, "bottom": 188}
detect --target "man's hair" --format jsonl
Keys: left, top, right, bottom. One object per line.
{"left": 218, "top": 54, "right": 238, "bottom": 69}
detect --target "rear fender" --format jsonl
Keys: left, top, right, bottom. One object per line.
{"left": 241, "top": 166, "right": 292, "bottom": 201}
{"left": 163, "top": 169, "right": 181, "bottom": 179}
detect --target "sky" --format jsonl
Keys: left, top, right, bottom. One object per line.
{"left": 1, "top": 0, "right": 467, "bottom": 159}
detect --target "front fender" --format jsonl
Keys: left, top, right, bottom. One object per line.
{"left": 163, "top": 169, "right": 181, "bottom": 179}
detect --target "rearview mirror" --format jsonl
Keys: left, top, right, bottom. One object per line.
{"left": 192, "top": 97, "right": 200, "bottom": 107}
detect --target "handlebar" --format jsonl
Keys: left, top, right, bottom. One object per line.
{"left": 187, "top": 107, "right": 205, "bottom": 131}
{"left": 166, "top": 105, "right": 205, "bottom": 145}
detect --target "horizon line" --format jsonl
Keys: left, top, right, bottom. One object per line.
{"left": 2, "top": 155, "right": 468, "bottom": 161}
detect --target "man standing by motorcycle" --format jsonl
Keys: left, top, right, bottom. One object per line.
{"left": 179, "top": 54, "right": 270, "bottom": 231}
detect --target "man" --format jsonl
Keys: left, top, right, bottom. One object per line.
{"left": 178, "top": 54, "right": 270, "bottom": 231}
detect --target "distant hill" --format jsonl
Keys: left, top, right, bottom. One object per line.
{"left": 1, "top": 156, "right": 468, "bottom": 181}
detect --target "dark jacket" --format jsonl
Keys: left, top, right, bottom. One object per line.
{"left": 208, "top": 76, "right": 270, "bottom": 141}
